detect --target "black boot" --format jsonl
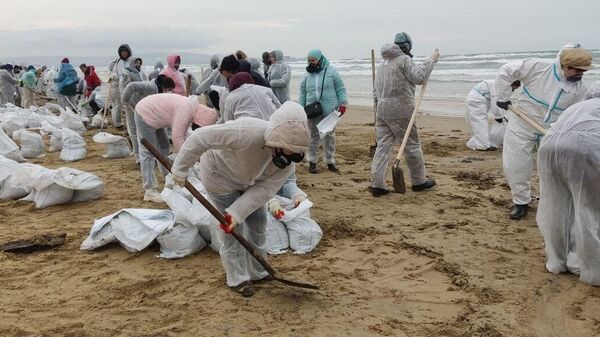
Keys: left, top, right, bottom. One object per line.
{"left": 327, "top": 163, "right": 340, "bottom": 173}
{"left": 510, "top": 204, "right": 529, "bottom": 220}
{"left": 309, "top": 162, "right": 317, "bottom": 174}
{"left": 368, "top": 186, "right": 390, "bottom": 197}
{"left": 412, "top": 179, "right": 436, "bottom": 192}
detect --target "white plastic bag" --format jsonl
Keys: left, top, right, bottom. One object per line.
{"left": 279, "top": 199, "right": 322, "bottom": 254}
{"left": 41, "top": 121, "right": 63, "bottom": 152}
{"left": 92, "top": 132, "right": 131, "bottom": 159}
{"left": 156, "top": 223, "right": 207, "bottom": 259}
{"left": 60, "top": 128, "right": 87, "bottom": 162}
{"left": 0, "top": 128, "right": 25, "bottom": 162}
{"left": 90, "top": 114, "right": 108, "bottom": 129}
{"left": 53, "top": 167, "right": 104, "bottom": 203}
{"left": 18, "top": 165, "right": 103, "bottom": 208}
{"left": 316, "top": 110, "right": 341, "bottom": 139}
{"left": 0, "top": 156, "right": 29, "bottom": 199}
{"left": 489, "top": 121, "right": 507, "bottom": 148}
{"left": 161, "top": 183, "right": 221, "bottom": 252}
{"left": 60, "top": 107, "right": 87, "bottom": 135}
{"left": 81, "top": 209, "right": 175, "bottom": 252}
{"left": 265, "top": 213, "right": 289, "bottom": 254}
{"left": 13, "top": 130, "right": 44, "bottom": 158}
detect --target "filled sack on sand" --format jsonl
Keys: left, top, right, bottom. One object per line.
{"left": 156, "top": 223, "right": 207, "bottom": 259}
{"left": 0, "top": 128, "right": 25, "bottom": 162}
{"left": 13, "top": 129, "right": 44, "bottom": 158}
{"left": 80, "top": 209, "right": 175, "bottom": 252}
{"left": 60, "top": 107, "right": 88, "bottom": 135}
{"left": 89, "top": 114, "right": 108, "bottom": 129}
{"left": 19, "top": 166, "right": 104, "bottom": 208}
{"left": 60, "top": 128, "right": 86, "bottom": 162}
{"left": 92, "top": 132, "right": 131, "bottom": 159}
{"left": 161, "top": 178, "right": 222, "bottom": 253}
{"left": 41, "top": 121, "right": 63, "bottom": 152}
{"left": 277, "top": 197, "right": 323, "bottom": 254}
{"left": 265, "top": 212, "right": 289, "bottom": 254}
{"left": 0, "top": 156, "right": 29, "bottom": 199}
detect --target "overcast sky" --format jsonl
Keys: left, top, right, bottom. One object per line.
{"left": 1, "top": 0, "right": 598, "bottom": 60}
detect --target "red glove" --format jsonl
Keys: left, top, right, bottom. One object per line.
{"left": 338, "top": 105, "right": 347, "bottom": 115}
{"left": 219, "top": 214, "right": 237, "bottom": 234}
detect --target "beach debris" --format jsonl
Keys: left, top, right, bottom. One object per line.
{"left": 1, "top": 233, "right": 66, "bottom": 253}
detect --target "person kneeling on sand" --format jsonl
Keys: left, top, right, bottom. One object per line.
{"left": 465, "top": 79, "right": 520, "bottom": 150}
{"left": 369, "top": 34, "right": 439, "bottom": 197}
{"left": 536, "top": 81, "right": 600, "bottom": 286}
{"left": 170, "top": 101, "right": 310, "bottom": 297}
{"left": 134, "top": 93, "right": 218, "bottom": 203}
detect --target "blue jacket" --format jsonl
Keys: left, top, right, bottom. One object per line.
{"left": 299, "top": 63, "right": 347, "bottom": 116}
{"left": 54, "top": 63, "right": 79, "bottom": 93}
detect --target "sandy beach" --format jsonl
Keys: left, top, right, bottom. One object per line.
{"left": 0, "top": 104, "right": 599, "bottom": 337}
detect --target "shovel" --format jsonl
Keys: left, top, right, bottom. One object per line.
{"left": 369, "top": 49, "right": 378, "bottom": 157}
{"left": 185, "top": 74, "right": 192, "bottom": 97}
{"left": 99, "top": 79, "right": 113, "bottom": 132}
{"left": 508, "top": 104, "right": 547, "bottom": 135}
{"left": 392, "top": 63, "right": 433, "bottom": 193}
{"left": 140, "top": 138, "right": 320, "bottom": 290}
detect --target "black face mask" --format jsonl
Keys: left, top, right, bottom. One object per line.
{"left": 566, "top": 75, "right": 583, "bottom": 83}
{"left": 306, "top": 58, "right": 322, "bottom": 73}
{"left": 272, "top": 149, "right": 304, "bottom": 169}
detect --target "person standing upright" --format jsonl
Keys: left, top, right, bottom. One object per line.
{"left": 369, "top": 33, "right": 439, "bottom": 197}
{"left": 299, "top": 49, "right": 348, "bottom": 174}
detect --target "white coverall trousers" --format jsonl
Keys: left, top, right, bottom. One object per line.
{"left": 371, "top": 113, "right": 427, "bottom": 189}
{"left": 208, "top": 191, "right": 269, "bottom": 287}
{"left": 502, "top": 115, "right": 541, "bottom": 206}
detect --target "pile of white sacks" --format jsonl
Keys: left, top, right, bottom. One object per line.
{"left": 0, "top": 155, "right": 104, "bottom": 208}
{"left": 0, "top": 104, "right": 130, "bottom": 162}
{"left": 81, "top": 176, "right": 323, "bottom": 259}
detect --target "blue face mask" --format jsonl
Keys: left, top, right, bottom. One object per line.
{"left": 566, "top": 75, "right": 583, "bottom": 82}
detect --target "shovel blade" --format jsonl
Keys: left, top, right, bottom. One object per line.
{"left": 275, "top": 275, "right": 320, "bottom": 290}
{"left": 369, "top": 144, "right": 377, "bottom": 158}
{"left": 392, "top": 161, "right": 406, "bottom": 194}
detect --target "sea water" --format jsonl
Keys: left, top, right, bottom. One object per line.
{"left": 90, "top": 49, "right": 599, "bottom": 117}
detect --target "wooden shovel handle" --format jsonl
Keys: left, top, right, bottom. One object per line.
{"left": 508, "top": 105, "right": 547, "bottom": 135}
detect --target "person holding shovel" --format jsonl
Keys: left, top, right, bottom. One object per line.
{"left": 494, "top": 44, "right": 592, "bottom": 220}
{"left": 170, "top": 101, "right": 310, "bottom": 297}
{"left": 369, "top": 37, "right": 439, "bottom": 197}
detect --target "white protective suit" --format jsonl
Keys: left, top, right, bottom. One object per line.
{"left": 370, "top": 43, "right": 435, "bottom": 189}
{"left": 195, "top": 67, "right": 229, "bottom": 95}
{"left": 171, "top": 101, "right": 310, "bottom": 287}
{"left": 148, "top": 59, "right": 164, "bottom": 81}
{"left": 220, "top": 83, "right": 281, "bottom": 123}
{"left": 120, "top": 54, "right": 145, "bottom": 162}
{"left": 536, "top": 83, "right": 600, "bottom": 286}
{"left": 0, "top": 69, "right": 19, "bottom": 105}
{"left": 267, "top": 50, "right": 291, "bottom": 103}
{"left": 121, "top": 80, "right": 158, "bottom": 109}
{"left": 466, "top": 80, "right": 506, "bottom": 150}
{"left": 218, "top": 83, "right": 302, "bottom": 201}
{"left": 108, "top": 44, "right": 133, "bottom": 128}
{"left": 494, "top": 45, "right": 589, "bottom": 205}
